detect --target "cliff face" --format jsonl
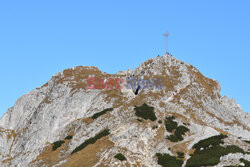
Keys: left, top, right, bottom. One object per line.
{"left": 0, "top": 54, "right": 249, "bottom": 167}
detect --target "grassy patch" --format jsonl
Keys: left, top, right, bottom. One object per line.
{"left": 156, "top": 153, "right": 183, "bottom": 167}
{"left": 91, "top": 108, "right": 113, "bottom": 119}
{"left": 52, "top": 140, "right": 65, "bottom": 151}
{"left": 71, "top": 129, "right": 110, "bottom": 154}
{"left": 114, "top": 153, "right": 127, "bottom": 161}
{"left": 186, "top": 134, "right": 245, "bottom": 167}
{"left": 134, "top": 103, "right": 157, "bottom": 121}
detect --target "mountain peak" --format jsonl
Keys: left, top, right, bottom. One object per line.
{"left": 0, "top": 54, "right": 249, "bottom": 167}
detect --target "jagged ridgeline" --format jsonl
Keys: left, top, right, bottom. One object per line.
{"left": 0, "top": 54, "right": 249, "bottom": 167}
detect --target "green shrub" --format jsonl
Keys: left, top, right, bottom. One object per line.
{"left": 52, "top": 140, "right": 65, "bottom": 151}
{"left": 244, "top": 140, "right": 250, "bottom": 144}
{"left": 240, "top": 158, "right": 250, "bottom": 166}
{"left": 114, "top": 153, "right": 127, "bottom": 161}
{"left": 192, "top": 134, "right": 227, "bottom": 151}
{"left": 65, "top": 135, "right": 73, "bottom": 140}
{"left": 152, "top": 125, "right": 158, "bottom": 129}
{"left": 174, "top": 125, "right": 189, "bottom": 140}
{"left": 186, "top": 134, "right": 245, "bottom": 167}
{"left": 136, "top": 118, "right": 143, "bottom": 122}
{"left": 91, "top": 108, "right": 113, "bottom": 119}
{"left": 167, "top": 135, "right": 179, "bottom": 142}
{"left": 134, "top": 103, "right": 157, "bottom": 121}
{"left": 166, "top": 124, "right": 189, "bottom": 142}
{"left": 158, "top": 120, "right": 162, "bottom": 124}
{"left": 156, "top": 153, "right": 183, "bottom": 167}
{"left": 225, "top": 145, "right": 245, "bottom": 154}
{"left": 71, "top": 129, "right": 110, "bottom": 154}
{"left": 177, "top": 152, "right": 184, "bottom": 159}
{"left": 165, "top": 116, "right": 178, "bottom": 132}
{"left": 186, "top": 145, "right": 244, "bottom": 167}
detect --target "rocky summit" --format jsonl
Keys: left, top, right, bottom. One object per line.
{"left": 0, "top": 54, "right": 249, "bottom": 167}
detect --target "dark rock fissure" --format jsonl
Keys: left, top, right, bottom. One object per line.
{"left": 134, "top": 85, "right": 140, "bottom": 95}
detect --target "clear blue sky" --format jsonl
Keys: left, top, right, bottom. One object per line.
{"left": 0, "top": 0, "right": 249, "bottom": 117}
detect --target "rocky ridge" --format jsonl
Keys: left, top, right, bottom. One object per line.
{"left": 0, "top": 54, "right": 249, "bottom": 167}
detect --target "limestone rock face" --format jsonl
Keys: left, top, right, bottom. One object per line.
{"left": 0, "top": 54, "right": 249, "bottom": 167}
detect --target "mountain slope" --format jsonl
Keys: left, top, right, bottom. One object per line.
{"left": 0, "top": 54, "right": 249, "bottom": 167}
